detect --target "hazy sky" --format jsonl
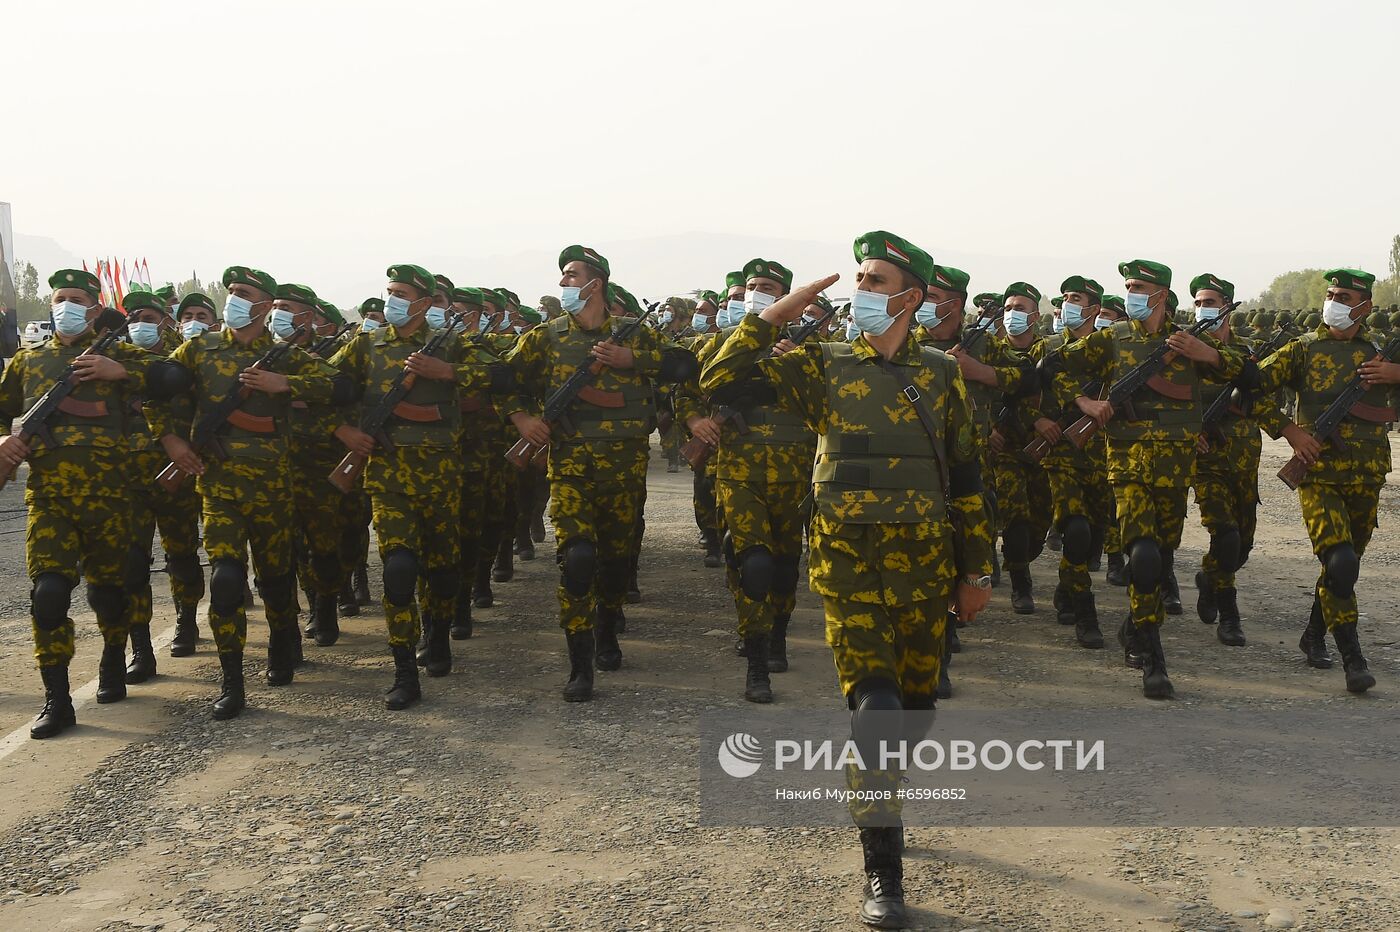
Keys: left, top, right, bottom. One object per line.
{"left": 6, "top": 0, "right": 1398, "bottom": 308}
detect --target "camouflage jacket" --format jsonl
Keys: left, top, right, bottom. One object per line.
{"left": 454, "top": 333, "right": 507, "bottom": 474}
{"left": 916, "top": 324, "right": 1035, "bottom": 441}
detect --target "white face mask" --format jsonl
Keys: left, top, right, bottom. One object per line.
{"left": 1322, "top": 298, "right": 1360, "bottom": 329}
{"left": 743, "top": 290, "right": 776, "bottom": 315}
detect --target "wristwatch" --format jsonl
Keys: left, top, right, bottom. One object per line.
{"left": 963, "top": 574, "right": 992, "bottom": 590}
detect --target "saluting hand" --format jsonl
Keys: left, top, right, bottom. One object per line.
{"left": 759, "top": 275, "right": 841, "bottom": 326}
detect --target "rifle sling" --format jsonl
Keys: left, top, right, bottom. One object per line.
{"left": 1348, "top": 401, "right": 1397, "bottom": 424}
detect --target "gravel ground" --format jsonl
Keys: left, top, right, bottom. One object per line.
{"left": 0, "top": 436, "right": 1396, "bottom": 931}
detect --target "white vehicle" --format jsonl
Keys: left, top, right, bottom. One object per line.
{"left": 22, "top": 320, "right": 53, "bottom": 344}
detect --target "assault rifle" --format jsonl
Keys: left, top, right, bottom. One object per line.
{"left": 310, "top": 322, "right": 356, "bottom": 358}
{"left": 328, "top": 315, "right": 463, "bottom": 493}
{"left": 954, "top": 299, "right": 1005, "bottom": 357}
{"left": 1277, "top": 332, "right": 1400, "bottom": 490}
{"left": 0, "top": 324, "right": 128, "bottom": 491}
{"left": 157, "top": 327, "right": 306, "bottom": 492}
{"left": 776, "top": 304, "right": 835, "bottom": 354}
{"left": 504, "top": 306, "right": 655, "bottom": 469}
{"left": 1200, "top": 320, "right": 1296, "bottom": 448}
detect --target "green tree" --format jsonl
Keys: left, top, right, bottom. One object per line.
{"left": 1254, "top": 268, "right": 1329, "bottom": 311}
{"left": 16, "top": 261, "right": 49, "bottom": 322}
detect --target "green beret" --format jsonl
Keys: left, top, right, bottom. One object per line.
{"left": 495, "top": 288, "right": 520, "bottom": 309}
{"left": 275, "top": 283, "right": 318, "bottom": 306}
{"left": 1167, "top": 290, "right": 1179, "bottom": 312}
{"left": 724, "top": 270, "right": 746, "bottom": 291}
{"left": 451, "top": 286, "right": 485, "bottom": 308}
{"left": 1190, "top": 273, "right": 1235, "bottom": 303}
{"left": 479, "top": 287, "right": 503, "bottom": 311}
{"left": 811, "top": 295, "right": 835, "bottom": 315}
{"left": 316, "top": 299, "right": 345, "bottom": 326}
{"left": 1101, "top": 294, "right": 1125, "bottom": 313}
{"left": 558, "top": 245, "right": 610, "bottom": 279}
{"left": 852, "top": 231, "right": 935, "bottom": 287}
{"left": 358, "top": 297, "right": 385, "bottom": 316}
{"left": 606, "top": 283, "right": 642, "bottom": 318}
{"left": 930, "top": 265, "right": 970, "bottom": 295}
{"left": 48, "top": 268, "right": 102, "bottom": 301}
{"left": 1059, "top": 275, "right": 1104, "bottom": 302}
{"left": 742, "top": 258, "right": 794, "bottom": 291}
{"left": 385, "top": 263, "right": 435, "bottom": 296}
{"left": 695, "top": 289, "right": 720, "bottom": 307}
{"left": 1324, "top": 268, "right": 1376, "bottom": 294}
{"left": 222, "top": 265, "right": 278, "bottom": 298}
{"left": 1050, "top": 297, "right": 1064, "bottom": 309}
{"left": 520, "top": 307, "right": 543, "bottom": 324}
{"left": 122, "top": 290, "right": 169, "bottom": 316}
{"left": 432, "top": 274, "right": 455, "bottom": 296}
{"left": 1118, "top": 258, "right": 1172, "bottom": 288}
{"left": 1003, "top": 281, "right": 1042, "bottom": 305}
{"left": 972, "top": 292, "right": 1003, "bottom": 309}
{"left": 178, "top": 293, "right": 217, "bottom": 314}
{"left": 154, "top": 284, "right": 176, "bottom": 303}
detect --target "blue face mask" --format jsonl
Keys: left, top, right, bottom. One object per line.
{"left": 1005, "top": 309, "right": 1033, "bottom": 336}
{"left": 128, "top": 321, "right": 161, "bottom": 349}
{"left": 268, "top": 308, "right": 298, "bottom": 340}
{"left": 1093, "top": 314, "right": 1115, "bottom": 331}
{"left": 385, "top": 294, "right": 413, "bottom": 328}
{"left": 1194, "top": 306, "right": 1225, "bottom": 329}
{"left": 496, "top": 313, "right": 513, "bottom": 332}
{"left": 1061, "top": 300, "right": 1086, "bottom": 330}
{"left": 691, "top": 312, "right": 710, "bottom": 333}
{"left": 180, "top": 319, "right": 210, "bottom": 340}
{"left": 561, "top": 280, "right": 595, "bottom": 315}
{"left": 360, "top": 317, "right": 383, "bottom": 332}
{"left": 850, "top": 288, "right": 911, "bottom": 337}
{"left": 426, "top": 306, "right": 447, "bottom": 330}
{"left": 721, "top": 299, "right": 744, "bottom": 328}
{"left": 1124, "top": 291, "right": 1154, "bottom": 321}
{"left": 223, "top": 294, "right": 256, "bottom": 330}
{"left": 845, "top": 318, "right": 862, "bottom": 341}
{"left": 51, "top": 300, "right": 92, "bottom": 336}
{"left": 915, "top": 297, "right": 955, "bottom": 330}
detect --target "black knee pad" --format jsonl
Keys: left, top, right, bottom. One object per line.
{"left": 382, "top": 548, "right": 420, "bottom": 607}
{"left": 559, "top": 539, "right": 596, "bottom": 597}
{"left": 1061, "top": 516, "right": 1093, "bottom": 565}
{"left": 257, "top": 572, "right": 295, "bottom": 610}
{"left": 1002, "top": 522, "right": 1031, "bottom": 563}
{"left": 311, "top": 552, "right": 341, "bottom": 587}
{"left": 125, "top": 546, "right": 152, "bottom": 590}
{"left": 772, "top": 553, "right": 801, "bottom": 597}
{"left": 427, "top": 564, "right": 458, "bottom": 600}
{"left": 850, "top": 678, "right": 904, "bottom": 768}
{"left": 209, "top": 559, "right": 247, "bottom": 614}
{"left": 86, "top": 583, "right": 125, "bottom": 622}
{"left": 1126, "top": 538, "right": 1162, "bottom": 593}
{"left": 1208, "top": 526, "right": 1242, "bottom": 575}
{"left": 31, "top": 573, "right": 74, "bottom": 630}
{"left": 737, "top": 546, "right": 775, "bottom": 601}
{"left": 1323, "top": 543, "right": 1360, "bottom": 598}
{"left": 165, "top": 553, "right": 203, "bottom": 588}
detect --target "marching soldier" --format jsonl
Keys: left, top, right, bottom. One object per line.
{"left": 501, "top": 245, "right": 698, "bottom": 702}
{"left": 337, "top": 298, "right": 385, "bottom": 618}
{"left": 471, "top": 287, "right": 517, "bottom": 610}
{"left": 1095, "top": 294, "right": 1129, "bottom": 586}
{"left": 0, "top": 271, "right": 155, "bottom": 738}
{"left": 701, "top": 232, "right": 993, "bottom": 928}
{"left": 1051, "top": 259, "right": 1243, "bottom": 699}
{"left": 176, "top": 293, "right": 220, "bottom": 341}
{"left": 150, "top": 266, "right": 342, "bottom": 719}
{"left": 1252, "top": 268, "right": 1397, "bottom": 693}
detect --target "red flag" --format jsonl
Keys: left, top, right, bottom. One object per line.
{"left": 142, "top": 258, "right": 152, "bottom": 288}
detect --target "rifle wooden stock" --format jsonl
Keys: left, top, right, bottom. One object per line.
{"left": 505, "top": 437, "right": 548, "bottom": 470}
{"left": 328, "top": 450, "right": 368, "bottom": 494}
{"left": 680, "top": 435, "right": 715, "bottom": 469}
{"left": 1277, "top": 455, "right": 1309, "bottom": 491}
{"left": 155, "top": 461, "right": 190, "bottom": 493}
{"left": 1062, "top": 415, "right": 1100, "bottom": 449}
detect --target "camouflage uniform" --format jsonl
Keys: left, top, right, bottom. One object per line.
{"left": 0, "top": 334, "right": 154, "bottom": 667}
{"left": 450, "top": 333, "right": 505, "bottom": 635}
{"left": 475, "top": 329, "right": 519, "bottom": 603}
{"left": 289, "top": 363, "right": 351, "bottom": 605}
{"left": 988, "top": 334, "right": 1052, "bottom": 597}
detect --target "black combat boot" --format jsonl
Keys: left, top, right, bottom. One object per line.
{"left": 1117, "top": 614, "right": 1144, "bottom": 669}
{"left": 472, "top": 560, "right": 494, "bottom": 609}
{"left": 212, "top": 651, "right": 245, "bottom": 720}
{"left": 744, "top": 636, "right": 773, "bottom": 703}
{"left": 1216, "top": 588, "right": 1246, "bottom": 646}
{"left": 1088, "top": 527, "right": 1104, "bottom": 572}
{"left": 1140, "top": 624, "right": 1173, "bottom": 699}
{"left": 703, "top": 537, "right": 722, "bottom": 568}
{"left": 595, "top": 609, "right": 623, "bottom": 671}
{"left": 531, "top": 511, "right": 546, "bottom": 544}
{"left": 515, "top": 514, "right": 535, "bottom": 560}
{"left": 353, "top": 564, "right": 371, "bottom": 606}
{"left": 937, "top": 625, "right": 954, "bottom": 700}
{"left": 1162, "top": 553, "right": 1182, "bottom": 615}
{"left": 338, "top": 576, "right": 359, "bottom": 617}
{"left": 414, "top": 625, "right": 431, "bottom": 667}
{"left": 450, "top": 597, "right": 473, "bottom": 640}
{"left": 1105, "top": 551, "right": 1128, "bottom": 587}
{"left": 96, "top": 642, "right": 128, "bottom": 703}
{"left": 265, "top": 627, "right": 295, "bottom": 687}
{"left": 1194, "top": 570, "right": 1218, "bottom": 625}
{"left": 858, "top": 826, "right": 908, "bottom": 929}
{"left": 1298, "top": 595, "right": 1333, "bottom": 669}
{"left": 1332, "top": 623, "right": 1376, "bottom": 693}
{"left": 563, "top": 631, "right": 594, "bottom": 702}
{"left": 492, "top": 537, "right": 514, "bottom": 583}
{"left": 314, "top": 593, "right": 340, "bottom": 647}
{"left": 625, "top": 563, "right": 641, "bottom": 604}
{"left": 1009, "top": 565, "right": 1035, "bottom": 615}
{"left": 424, "top": 615, "right": 452, "bottom": 678}
{"left": 1073, "top": 590, "right": 1103, "bottom": 649}
{"left": 30, "top": 666, "right": 76, "bottom": 739}
{"left": 768, "top": 614, "right": 790, "bottom": 673}
{"left": 125, "top": 624, "right": 157, "bottom": 683}
{"left": 990, "top": 548, "right": 1002, "bottom": 588}
{"left": 384, "top": 645, "right": 422, "bottom": 710}
{"left": 169, "top": 603, "right": 199, "bottom": 657}
{"left": 948, "top": 617, "right": 962, "bottom": 654}
{"left": 1053, "top": 584, "right": 1074, "bottom": 625}
{"left": 299, "top": 586, "right": 314, "bottom": 635}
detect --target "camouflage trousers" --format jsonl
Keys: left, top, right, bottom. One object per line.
{"left": 994, "top": 456, "right": 1051, "bottom": 570}
{"left": 458, "top": 468, "right": 488, "bottom": 592}
{"left": 124, "top": 483, "right": 205, "bottom": 632}
{"left": 480, "top": 450, "right": 515, "bottom": 569}
{"left": 824, "top": 592, "right": 952, "bottom": 709}
{"left": 1045, "top": 460, "right": 1113, "bottom": 594}
{"left": 1299, "top": 481, "right": 1381, "bottom": 630}
{"left": 203, "top": 492, "right": 297, "bottom": 653}
{"left": 717, "top": 478, "right": 808, "bottom": 638}
{"left": 338, "top": 488, "right": 372, "bottom": 574}
{"left": 1193, "top": 439, "right": 1261, "bottom": 590}
{"left": 692, "top": 469, "right": 719, "bottom": 540}
{"left": 1114, "top": 482, "right": 1189, "bottom": 627}
{"left": 551, "top": 449, "right": 648, "bottom": 633}
{"left": 293, "top": 454, "right": 349, "bottom": 597}
{"left": 373, "top": 489, "right": 460, "bottom": 648}
{"left": 27, "top": 494, "right": 132, "bottom": 668}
